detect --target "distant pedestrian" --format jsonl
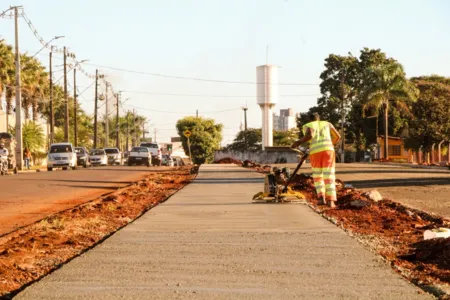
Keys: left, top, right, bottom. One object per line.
{"left": 291, "top": 112, "right": 341, "bottom": 208}
{"left": 24, "top": 148, "right": 32, "bottom": 170}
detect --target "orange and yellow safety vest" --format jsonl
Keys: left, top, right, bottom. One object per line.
{"left": 302, "top": 121, "right": 335, "bottom": 155}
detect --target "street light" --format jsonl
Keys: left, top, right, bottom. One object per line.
{"left": 31, "top": 35, "right": 64, "bottom": 59}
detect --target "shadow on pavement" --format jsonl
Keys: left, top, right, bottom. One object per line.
{"left": 19, "top": 179, "right": 133, "bottom": 184}
{"left": 337, "top": 170, "right": 450, "bottom": 175}
{"left": 162, "top": 202, "right": 252, "bottom": 206}
{"left": 54, "top": 185, "right": 119, "bottom": 190}
{"left": 193, "top": 178, "right": 264, "bottom": 184}
{"left": 348, "top": 177, "right": 450, "bottom": 189}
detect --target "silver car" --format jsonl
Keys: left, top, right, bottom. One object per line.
{"left": 47, "top": 143, "right": 77, "bottom": 171}
{"left": 104, "top": 148, "right": 123, "bottom": 165}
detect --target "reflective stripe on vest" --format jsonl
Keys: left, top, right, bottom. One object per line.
{"left": 303, "top": 121, "right": 335, "bottom": 155}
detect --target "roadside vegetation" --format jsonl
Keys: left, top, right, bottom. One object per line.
{"left": 0, "top": 39, "right": 147, "bottom": 157}
{"left": 298, "top": 48, "right": 449, "bottom": 160}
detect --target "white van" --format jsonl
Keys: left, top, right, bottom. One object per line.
{"left": 47, "top": 143, "right": 77, "bottom": 171}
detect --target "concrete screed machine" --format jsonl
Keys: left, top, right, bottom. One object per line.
{"left": 253, "top": 147, "right": 309, "bottom": 203}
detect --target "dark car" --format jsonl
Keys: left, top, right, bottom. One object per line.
{"left": 74, "top": 147, "right": 90, "bottom": 168}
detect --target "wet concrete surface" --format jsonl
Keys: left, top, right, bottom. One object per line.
{"left": 16, "top": 164, "right": 430, "bottom": 299}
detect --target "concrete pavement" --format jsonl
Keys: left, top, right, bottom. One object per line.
{"left": 16, "top": 164, "right": 430, "bottom": 299}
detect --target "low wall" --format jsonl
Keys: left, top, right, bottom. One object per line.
{"left": 214, "top": 150, "right": 300, "bottom": 164}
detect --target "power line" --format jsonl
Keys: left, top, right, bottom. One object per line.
{"left": 120, "top": 90, "right": 320, "bottom": 98}
{"left": 124, "top": 104, "right": 241, "bottom": 115}
{"left": 76, "top": 86, "right": 320, "bottom": 98}
{"left": 21, "top": 10, "right": 64, "bottom": 54}
{"left": 85, "top": 63, "right": 319, "bottom": 86}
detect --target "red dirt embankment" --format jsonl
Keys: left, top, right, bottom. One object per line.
{"left": 0, "top": 168, "right": 195, "bottom": 298}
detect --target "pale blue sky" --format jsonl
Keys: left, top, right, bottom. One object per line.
{"left": 1, "top": 0, "right": 449, "bottom": 144}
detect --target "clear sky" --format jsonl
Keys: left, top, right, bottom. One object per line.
{"left": 1, "top": 0, "right": 449, "bottom": 144}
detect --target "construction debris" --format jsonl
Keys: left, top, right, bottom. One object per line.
{"left": 214, "top": 157, "right": 243, "bottom": 165}
{"left": 424, "top": 228, "right": 450, "bottom": 240}
{"left": 364, "top": 190, "right": 383, "bottom": 202}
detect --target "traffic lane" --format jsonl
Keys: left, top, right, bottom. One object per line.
{"left": 282, "top": 163, "right": 450, "bottom": 218}
{"left": 0, "top": 166, "right": 175, "bottom": 236}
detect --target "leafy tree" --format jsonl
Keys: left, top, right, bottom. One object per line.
{"left": 362, "top": 61, "right": 418, "bottom": 159}
{"left": 273, "top": 129, "right": 299, "bottom": 146}
{"left": 10, "top": 121, "right": 45, "bottom": 154}
{"left": 226, "top": 128, "right": 298, "bottom": 151}
{"left": 22, "top": 121, "right": 45, "bottom": 153}
{"left": 226, "top": 128, "right": 262, "bottom": 151}
{"left": 319, "top": 53, "right": 359, "bottom": 130}
{"left": 176, "top": 116, "right": 223, "bottom": 164}
{"left": 404, "top": 76, "right": 450, "bottom": 152}
{"left": 0, "top": 40, "right": 15, "bottom": 116}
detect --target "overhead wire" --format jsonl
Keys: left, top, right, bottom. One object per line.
{"left": 85, "top": 63, "right": 319, "bottom": 86}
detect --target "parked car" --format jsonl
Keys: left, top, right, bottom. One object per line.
{"left": 162, "top": 154, "right": 174, "bottom": 167}
{"left": 140, "top": 142, "right": 161, "bottom": 166}
{"left": 47, "top": 143, "right": 77, "bottom": 171}
{"left": 74, "top": 147, "right": 90, "bottom": 168}
{"left": 128, "top": 147, "right": 151, "bottom": 167}
{"left": 104, "top": 148, "right": 123, "bottom": 165}
{"left": 89, "top": 149, "right": 108, "bottom": 166}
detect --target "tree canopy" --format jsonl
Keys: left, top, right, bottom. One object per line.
{"left": 176, "top": 117, "right": 223, "bottom": 164}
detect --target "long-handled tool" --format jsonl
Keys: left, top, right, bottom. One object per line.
{"left": 282, "top": 147, "right": 309, "bottom": 193}
{"left": 252, "top": 147, "right": 309, "bottom": 203}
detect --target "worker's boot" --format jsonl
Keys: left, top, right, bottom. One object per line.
{"left": 318, "top": 196, "right": 326, "bottom": 205}
{"left": 328, "top": 200, "right": 337, "bottom": 208}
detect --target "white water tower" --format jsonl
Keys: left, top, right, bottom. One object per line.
{"left": 256, "top": 65, "right": 278, "bottom": 150}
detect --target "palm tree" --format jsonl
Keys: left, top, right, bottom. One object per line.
{"left": 20, "top": 54, "right": 49, "bottom": 121}
{"left": 0, "top": 40, "right": 15, "bottom": 120}
{"left": 362, "top": 62, "right": 418, "bottom": 159}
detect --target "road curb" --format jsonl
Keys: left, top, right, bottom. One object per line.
{"left": 360, "top": 162, "right": 449, "bottom": 170}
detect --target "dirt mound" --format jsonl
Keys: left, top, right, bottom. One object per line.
{"left": 214, "top": 157, "right": 243, "bottom": 165}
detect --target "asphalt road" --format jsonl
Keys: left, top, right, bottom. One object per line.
{"left": 16, "top": 165, "right": 429, "bottom": 300}
{"left": 0, "top": 166, "right": 173, "bottom": 236}
{"left": 282, "top": 162, "right": 450, "bottom": 218}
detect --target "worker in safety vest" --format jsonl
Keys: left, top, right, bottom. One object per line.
{"left": 291, "top": 112, "right": 341, "bottom": 208}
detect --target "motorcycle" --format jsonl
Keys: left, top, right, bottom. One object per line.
{"left": 0, "top": 155, "right": 8, "bottom": 175}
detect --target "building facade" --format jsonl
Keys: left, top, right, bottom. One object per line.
{"left": 273, "top": 108, "right": 297, "bottom": 131}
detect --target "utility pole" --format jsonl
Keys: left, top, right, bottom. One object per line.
{"left": 94, "top": 69, "right": 99, "bottom": 149}
{"left": 13, "top": 6, "right": 23, "bottom": 171}
{"left": 196, "top": 109, "right": 198, "bottom": 118}
{"left": 340, "top": 75, "right": 345, "bottom": 163}
{"left": 132, "top": 109, "right": 136, "bottom": 146}
{"left": 116, "top": 92, "right": 120, "bottom": 149}
{"left": 49, "top": 48, "right": 54, "bottom": 145}
{"left": 126, "top": 111, "right": 130, "bottom": 151}
{"left": 63, "top": 46, "right": 69, "bottom": 142}
{"left": 154, "top": 128, "right": 157, "bottom": 143}
{"left": 73, "top": 68, "right": 78, "bottom": 146}
{"left": 243, "top": 107, "right": 248, "bottom": 150}
{"left": 105, "top": 82, "right": 109, "bottom": 147}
